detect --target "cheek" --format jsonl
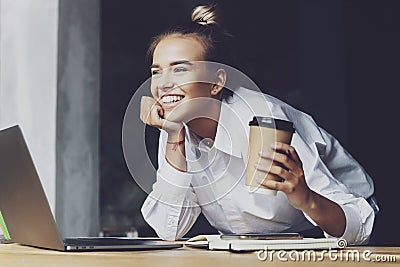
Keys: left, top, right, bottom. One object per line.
{"left": 183, "top": 83, "right": 212, "bottom": 97}
{"left": 150, "top": 81, "right": 158, "bottom": 98}
{"left": 175, "top": 70, "right": 208, "bottom": 87}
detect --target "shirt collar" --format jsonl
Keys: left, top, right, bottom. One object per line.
{"left": 214, "top": 87, "right": 277, "bottom": 160}
{"left": 213, "top": 90, "right": 251, "bottom": 159}
{"left": 182, "top": 92, "right": 248, "bottom": 159}
{"left": 184, "top": 87, "right": 274, "bottom": 160}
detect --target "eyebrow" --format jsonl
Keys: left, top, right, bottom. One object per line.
{"left": 150, "top": 60, "right": 194, "bottom": 69}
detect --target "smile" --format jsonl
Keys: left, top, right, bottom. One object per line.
{"left": 161, "top": 95, "right": 184, "bottom": 104}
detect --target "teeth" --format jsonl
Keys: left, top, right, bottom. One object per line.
{"left": 162, "top": 95, "right": 183, "bottom": 104}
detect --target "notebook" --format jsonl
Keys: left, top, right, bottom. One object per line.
{"left": 185, "top": 234, "right": 347, "bottom": 252}
{"left": 0, "top": 125, "right": 182, "bottom": 251}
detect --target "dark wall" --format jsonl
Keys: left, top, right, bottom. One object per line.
{"left": 100, "top": 0, "right": 400, "bottom": 244}
{"left": 344, "top": 1, "right": 400, "bottom": 245}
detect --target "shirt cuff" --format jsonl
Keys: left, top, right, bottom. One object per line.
{"left": 338, "top": 199, "right": 374, "bottom": 245}
{"left": 338, "top": 203, "right": 362, "bottom": 244}
{"left": 301, "top": 200, "right": 373, "bottom": 245}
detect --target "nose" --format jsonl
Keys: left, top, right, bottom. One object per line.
{"left": 157, "top": 71, "right": 174, "bottom": 92}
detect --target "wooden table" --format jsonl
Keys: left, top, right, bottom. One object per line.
{"left": 1, "top": 243, "right": 399, "bottom": 266}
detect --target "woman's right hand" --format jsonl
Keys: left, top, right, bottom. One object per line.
{"left": 140, "top": 96, "right": 183, "bottom": 134}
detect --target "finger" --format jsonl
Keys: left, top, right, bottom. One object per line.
{"left": 255, "top": 164, "right": 295, "bottom": 182}
{"left": 150, "top": 101, "right": 164, "bottom": 118}
{"left": 140, "top": 103, "right": 150, "bottom": 124}
{"left": 271, "top": 142, "right": 291, "bottom": 154}
{"left": 156, "top": 105, "right": 164, "bottom": 117}
{"left": 255, "top": 178, "right": 291, "bottom": 193}
{"left": 149, "top": 105, "right": 163, "bottom": 128}
{"left": 272, "top": 142, "right": 302, "bottom": 166}
{"left": 259, "top": 178, "right": 299, "bottom": 195}
{"left": 144, "top": 105, "right": 156, "bottom": 124}
{"left": 151, "top": 105, "right": 178, "bottom": 131}
{"left": 140, "top": 96, "right": 156, "bottom": 123}
{"left": 259, "top": 150, "right": 298, "bottom": 172}
{"left": 140, "top": 97, "right": 147, "bottom": 122}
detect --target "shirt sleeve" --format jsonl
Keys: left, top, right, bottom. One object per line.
{"left": 302, "top": 162, "right": 375, "bottom": 245}
{"left": 317, "top": 127, "right": 375, "bottom": 199}
{"left": 292, "top": 116, "right": 375, "bottom": 245}
{"left": 141, "top": 131, "right": 201, "bottom": 241}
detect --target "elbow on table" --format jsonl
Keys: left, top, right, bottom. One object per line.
{"left": 154, "top": 229, "right": 181, "bottom": 241}
{"left": 340, "top": 201, "right": 375, "bottom": 245}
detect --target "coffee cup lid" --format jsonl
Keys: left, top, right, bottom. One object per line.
{"left": 249, "top": 116, "right": 295, "bottom": 132}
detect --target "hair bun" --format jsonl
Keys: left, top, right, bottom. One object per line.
{"left": 191, "top": 4, "right": 218, "bottom": 26}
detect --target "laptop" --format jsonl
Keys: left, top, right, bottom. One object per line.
{"left": 0, "top": 125, "right": 182, "bottom": 251}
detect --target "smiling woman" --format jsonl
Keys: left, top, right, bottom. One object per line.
{"left": 140, "top": 40, "right": 225, "bottom": 169}
{"left": 149, "top": 37, "right": 221, "bottom": 123}
{"left": 138, "top": 3, "right": 377, "bottom": 245}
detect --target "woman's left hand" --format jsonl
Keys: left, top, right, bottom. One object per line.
{"left": 256, "top": 142, "right": 313, "bottom": 211}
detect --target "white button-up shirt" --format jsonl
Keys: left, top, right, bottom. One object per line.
{"left": 141, "top": 87, "right": 375, "bottom": 245}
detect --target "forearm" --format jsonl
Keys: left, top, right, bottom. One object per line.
{"left": 303, "top": 190, "right": 346, "bottom": 237}
{"left": 165, "top": 129, "right": 187, "bottom": 172}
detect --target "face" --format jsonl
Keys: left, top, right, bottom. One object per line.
{"left": 150, "top": 36, "right": 216, "bottom": 122}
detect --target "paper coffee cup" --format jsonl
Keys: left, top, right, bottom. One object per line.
{"left": 245, "top": 116, "right": 295, "bottom": 195}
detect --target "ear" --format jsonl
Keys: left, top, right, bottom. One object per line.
{"left": 210, "top": 68, "right": 226, "bottom": 97}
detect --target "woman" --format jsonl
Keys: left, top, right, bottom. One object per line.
{"left": 140, "top": 4, "right": 375, "bottom": 244}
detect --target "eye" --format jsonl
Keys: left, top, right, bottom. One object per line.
{"left": 173, "top": 67, "right": 187, "bottom": 73}
{"left": 151, "top": 69, "right": 161, "bottom": 76}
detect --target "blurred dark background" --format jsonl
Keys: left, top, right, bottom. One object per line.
{"left": 100, "top": 0, "right": 399, "bottom": 245}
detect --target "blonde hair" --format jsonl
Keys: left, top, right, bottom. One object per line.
{"left": 191, "top": 5, "right": 218, "bottom": 26}
{"left": 147, "top": 4, "right": 233, "bottom": 65}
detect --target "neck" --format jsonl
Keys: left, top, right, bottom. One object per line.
{"left": 187, "top": 99, "right": 221, "bottom": 140}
